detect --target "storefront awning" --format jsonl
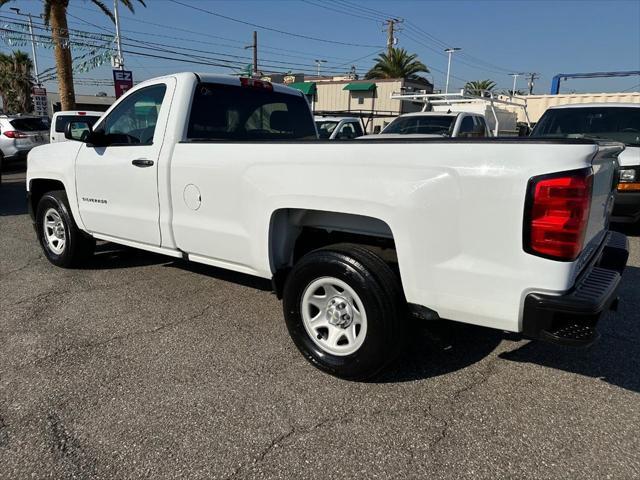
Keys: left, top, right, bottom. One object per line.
{"left": 288, "top": 82, "right": 317, "bottom": 95}
{"left": 343, "top": 82, "right": 377, "bottom": 92}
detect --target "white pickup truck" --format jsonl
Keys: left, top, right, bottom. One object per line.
{"left": 370, "top": 111, "right": 491, "bottom": 138}
{"left": 26, "top": 73, "right": 629, "bottom": 379}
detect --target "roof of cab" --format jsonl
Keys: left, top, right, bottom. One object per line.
{"left": 314, "top": 116, "right": 360, "bottom": 122}
{"left": 396, "top": 111, "right": 460, "bottom": 117}
{"left": 547, "top": 102, "right": 640, "bottom": 109}
{"left": 143, "top": 72, "right": 304, "bottom": 97}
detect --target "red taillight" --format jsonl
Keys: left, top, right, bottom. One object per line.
{"left": 78, "top": 111, "right": 86, "bottom": 115}
{"left": 240, "top": 77, "right": 273, "bottom": 91}
{"left": 525, "top": 168, "right": 593, "bottom": 261}
{"left": 3, "top": 130, "right": 27, "bottom": 138}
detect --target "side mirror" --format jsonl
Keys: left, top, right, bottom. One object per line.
{"left": 65, "top": 121, "right": 92, "bottom": 142}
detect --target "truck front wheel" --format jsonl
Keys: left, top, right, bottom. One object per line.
{"left": 36, "top": 190, "right": 95, "bottom": 268}
{"left": 283, "top": 244, "right": 405, "bottom": 380}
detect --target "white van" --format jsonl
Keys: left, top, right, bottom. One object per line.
{"left": 50, "top": 111, "right": 103, "bottom": 143}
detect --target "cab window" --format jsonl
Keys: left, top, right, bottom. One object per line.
{"left": 458, "top": 116, "right": 475, "bottom": 137}
{"left": 99, "top": 84, "right": 167, "bottom": 145}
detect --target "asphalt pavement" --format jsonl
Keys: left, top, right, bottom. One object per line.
{"left": 1, "top": 162, "right": 639, "bottom": 479}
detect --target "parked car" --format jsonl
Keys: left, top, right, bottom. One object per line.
{"left": 531, "top": 103, "right": 640, "bottom": 224}
{"left": 314, "top": 116, "right": 365, "bottom": 139}
{"left": 367, "top": 111, "right": 490, "bottom": 139}
{"left": 26, "top": 73, "right": 628, "bottom": 379}
{"left": 0, "top": 115, "right": 49, "bottom": 183}
{"left": 50, "top": 110, "right": 103, "bottom": 143}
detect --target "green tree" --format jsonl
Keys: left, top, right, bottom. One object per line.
{"left": 464, "top": 80, "right": 497, "bottom": 96}
{"left": 0, "top": 0, "right": 146, "bottom": 110}
{"left": 365, "top": 48, "right": 429, "bottom": 80}
{"left": 0, "top": 50, "right": 34, "bottom": 113}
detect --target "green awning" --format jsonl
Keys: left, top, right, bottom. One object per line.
{"left": 343, "top": 82, "right": 376, "bottom": 92}
{"left": 289, "top": 82, "right": 316, "bottom": 95}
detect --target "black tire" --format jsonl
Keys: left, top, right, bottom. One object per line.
{"left": 36, "top": 190, "right": 95, "bottom": 268}
{"left": 283, "top": 243, "right": 406, "bottom": 380}
{"left": 0, "top": 151, "right": 4, "bottom": 185}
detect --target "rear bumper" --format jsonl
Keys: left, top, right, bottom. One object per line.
{"left": 611, "top": 191, "right": 640, "bottom": 224}
{"left": 522, "top": 231, "right": 629, "bottom": 346}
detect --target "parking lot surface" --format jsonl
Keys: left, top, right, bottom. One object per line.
{"left": 1, "top": 163, "right": 639, "bottom": 479}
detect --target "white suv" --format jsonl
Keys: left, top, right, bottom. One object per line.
{"left": 0, "top": 115, "right": 49, "bottom": 179}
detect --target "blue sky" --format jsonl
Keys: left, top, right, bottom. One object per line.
{"left": 1, "top": 0, "right": 639, "bottom": 96}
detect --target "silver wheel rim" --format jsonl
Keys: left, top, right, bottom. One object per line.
{"left": 43, "top": 208, "right": 66, "bottom": 255}
{"left": 301, "top": 276, "right": 367, "bottom": 356}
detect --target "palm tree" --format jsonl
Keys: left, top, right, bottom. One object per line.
{"left": 0, "top": 50, "right": 34, "bottom": 113}
{"left": 0, "top": 0, "right": 146, "bottom": 110}
{"left": 464, "top": 80, "right": 497, "bottom": 97}
{"left": 365, "top": 48, "right": 429, "bottom": 80}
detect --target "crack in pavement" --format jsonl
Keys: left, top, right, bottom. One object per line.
{"left": 0, "top": 254, "right": 43, "bottom": 277}
{"left": 46, "top": 409, "right": 98, "bottom": 480}
{"left": 5, "top": 300, "right": 219, "bottom": 374}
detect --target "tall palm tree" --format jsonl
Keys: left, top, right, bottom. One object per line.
{"left": 464, "top": 80, "right": 497, "bottom": 97}
{"left": 0, "top": 50, "right": 34, "bottom": 113}
{"left": 0, "top": 0, "right": 146, "bottom": 110}
{"left": 365, "top": 48, "right": 429, "bottom": 80}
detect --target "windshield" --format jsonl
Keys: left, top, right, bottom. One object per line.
{"left": 10, "top": 117, "right": 49, "bottom": 132}
{"left": 315, "top": 121, "right": 339, "bottom": 139}
{"left": 382, "top": 115, "right": 454, "bottom": 135}
{"left": 531, "top": 107, "right": 640, "bottom": 146}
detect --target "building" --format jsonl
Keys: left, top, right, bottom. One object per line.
{"left": 46, "top": 92, "right": 116, "bottom": 117}
{"left": 289, "top": 76, "right": 434, "bottom": 133}
{"left": 497, "top": 91, "right": 640, "bottom": 123}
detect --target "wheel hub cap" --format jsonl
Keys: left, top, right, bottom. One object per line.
{"left": 326, "top": 296, "right": 353, "bottom": 328}
{"left": 300, "top": 277, "right": 368, "bottom": 356}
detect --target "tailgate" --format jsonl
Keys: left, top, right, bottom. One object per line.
{"left": 581, "top": 142, "right": 624, "bottom": 257}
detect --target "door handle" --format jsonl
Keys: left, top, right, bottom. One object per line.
{"left": 132, "top": 159, "right": 154, "bottom": 167}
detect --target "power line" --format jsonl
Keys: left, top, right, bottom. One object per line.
{"left": 166, "top": 0, "right": 385, "bottom": 48}
{"left": 64, "top": 4, "right": 369, "bottom": 63}
{"left": 0, "top": 16, "right": 372, "bottom": 76}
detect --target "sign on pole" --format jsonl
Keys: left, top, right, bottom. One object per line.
{"left": 113, "top": 69, "right": 133, "bottom": 98}
{"left": 31, "top": 86, "right": 47, "bottom": 117}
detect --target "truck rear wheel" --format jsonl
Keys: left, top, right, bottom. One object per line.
{"left": 283, "top": 244, "right": 405, "bottom": 380}
{"left": 36, "top": 190, "right": 95, "bottom": 268}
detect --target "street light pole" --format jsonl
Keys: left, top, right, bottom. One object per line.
{"left": 509, "top": 72, "right": 524, "bottom": 96}
{"left": 9, "top": 8, "right": 41, "bottom": 85}
{"left": 444, "top": 47, "right": 461, "bottom": 94}
{"left": 114, "top": 0, "right": 124, "bottom": 69}
{"left": 315, "top": 59, "right": 327, "bottom": 77}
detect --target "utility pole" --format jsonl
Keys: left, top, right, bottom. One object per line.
{"left": 383, "top": 18, "right": 402, "bottom": 54}
{"left": 9, "top": 8, "right": 42, "bottom": 84}
{"left": 244, "top": 31, "right": 258, "bottom": 77}
{"left": 113, "top": 0, "right": 124, "bottom": 69}
{"left": 252, "top": 31, "right": 257, "bottom": 77}
{"left": 444, "top": 47, "right": 461, "bottom": 94}
{"left": 526, "top": 72, "right": 540, "bottom": 95}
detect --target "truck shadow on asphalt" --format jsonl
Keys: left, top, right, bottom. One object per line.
{"left": 498, "top": 265, "right": 640, "bottom": 394}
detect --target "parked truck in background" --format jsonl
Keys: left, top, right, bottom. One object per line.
{"left": 531, "top": 103, "right": 640, "bottom": 224}
{"left": 26, "top": 73, "right": 629, "bottom": 379}
{"left": 369, "top": 111, "right": 491, "bottom": 138}
{"left": 314, "top": 116, "right": 365, "bottom": 139}
{"left": 50, "top": 111, "right": 103, "bottom": 143}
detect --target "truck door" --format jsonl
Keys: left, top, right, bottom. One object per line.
{"left": 75, "top": 81, "right": 173, "bottom": 246}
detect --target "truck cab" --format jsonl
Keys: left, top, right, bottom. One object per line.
{"left": 370, "top": 111, "right": 490, "bottom": 138}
